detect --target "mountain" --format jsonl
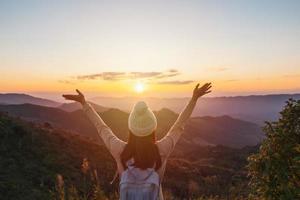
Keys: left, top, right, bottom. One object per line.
{"left": 0, "top": 112, "right": 257, "bottom": 199}
{"left": 0, "top": 103, "right": 97, "bottom": 141}
{"left": 0, "top": 112, "right": 114, "bottom": 200}
{"left": 181, "top": 116, "right": 263, "bottom": 148}
{"left": 90, "top": 94, "right": 300, "bottom": 124}
{"left": 0, "top": 103, "right": 264, "bottom": 148}
{"left": 194, "top": 94, "right": 300, "bottom": 124}
{"left": 0, "top": 93, "right": 60, "bottom": 107}
{"left": 58, "top": 102, "right": 109, "bottom": 112}
{"left": 3, "top": 93, "right": 299, "bottom": 125}
{"left": 154, "top": 108, "right": 264, "bottom": 148}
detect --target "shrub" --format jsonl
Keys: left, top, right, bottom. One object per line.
{"left": 247, "top": 99, "right": 300, "bottom": 199}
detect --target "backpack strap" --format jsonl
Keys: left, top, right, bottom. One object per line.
{"left": 110, "top": 170, "right": 119, "bottom": 185}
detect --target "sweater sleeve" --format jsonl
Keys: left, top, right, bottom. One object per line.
{"left": 157, "top": 98, "right": 197, "bottom": 157}
{"left": 82, "top": 102, "right": 126, "bottom": 159}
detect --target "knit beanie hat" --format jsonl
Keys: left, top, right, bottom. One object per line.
{"left": 128, "top": 101, "right": 157, "bottom": 137}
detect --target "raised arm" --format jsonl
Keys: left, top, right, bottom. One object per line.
{"left": 62, "top": 90, "right": 125, "bottom": 159}
{"left": 157, "top": 83, "right": 212, "bottom": 157}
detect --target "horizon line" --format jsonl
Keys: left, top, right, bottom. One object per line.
{"left": 1, "top": 91, "right": 300, "bottom": 103}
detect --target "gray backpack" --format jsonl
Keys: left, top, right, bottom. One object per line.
{"left": 119, "top": 160, "right": 160, "bottom": 200}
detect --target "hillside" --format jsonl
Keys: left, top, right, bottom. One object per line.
{"left": 58, "top": 102, "right": 109, "bottom": 113}
{"left": 0, "top": 93, "right": 60, "bottom": 107}
{"left": 0, "top": 112, "right": 257, "bottom": 199}
{"left": 0, "top": 103, "right": 97, "bottom": 140}
{"left": 90, "top": 94, "right": 300, "bottom": 124}
{"left": 182, "top": 116, "right": 263, "bottom": 148}
{"left": 0, "top": 103, "right": 264, "bottom": 148}
{"left": 0, "top": 112, "right": 115, "bottom": 200}
{"left": 2, "top": 92, "right": 299, "bottom": 124}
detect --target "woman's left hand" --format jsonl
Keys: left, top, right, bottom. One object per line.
{"left": 62, "top": 89, "right": 86, "bottom": 105}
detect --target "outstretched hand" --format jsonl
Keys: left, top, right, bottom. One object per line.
{"left": 192, "top": 83, "right": 212, "bottom": 100}
{"left": 62, "top": 89, "right": 86, "bottom": 105}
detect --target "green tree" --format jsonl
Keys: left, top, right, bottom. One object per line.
{"left": 247, "top": 99, "right": 300, "bottom": 200}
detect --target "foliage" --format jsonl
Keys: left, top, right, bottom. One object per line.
{"left": 50, "top": 161, "right": 108, "bottom": 200}
{"left": 0, "top": 112, "right": 115, "bottom": 200}
{"left": 247, "top": 99, "right": 300, "bottom": 199}
{"left": 0, "top": 112, "right": 256, "bottom": 199}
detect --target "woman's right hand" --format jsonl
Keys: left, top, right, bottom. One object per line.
{"left": 192, "top": 82, "right": 212, "bottom": 101}
{"left": 62, "top": 89, "right": 86, "bottom": 105}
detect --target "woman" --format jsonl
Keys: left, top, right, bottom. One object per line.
{"left": 62, "top": 82, "right": 212, "bottom": 200}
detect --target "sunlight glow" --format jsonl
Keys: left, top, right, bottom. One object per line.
{"left": 134, "top": 82, "right": 145, "bottom": 93}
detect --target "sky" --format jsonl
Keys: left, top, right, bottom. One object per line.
{"left": 0, "top": 0, "right": 300, "bottom": 100}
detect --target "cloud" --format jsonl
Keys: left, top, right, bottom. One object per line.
{"left": 102, "top": 72, "right": 127, "bottom": 80}
{"left": 129, "top": 72, "right": 162, "bottom": 78}
{"left": 77, "top": 73, "right": 103, "bottom": 80}
{"left": 156, "top": 80, "right": 194, "bottom": 85}
{"left": 58, "top": 80, "right": 76, "bottom": 84}
{"left": 74, "top": 69, "right": 181, "bottom": 81}
{"left": 60, "top": 69, "right": 193, "bottom": 85}
{"left": 76, "top": 72, "right": 126, "bottom": 80}
{"left": 224, "top": 79, "right": 239, "bottom": 82}
{"left": 155, "top": 71, "right": 180, "bottom": 79}
{"left": 168, "top": 69, "right": 179, "bottom": 73}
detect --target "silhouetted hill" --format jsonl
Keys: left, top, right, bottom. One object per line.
{"left": 182, "top": 116, "right": 263, "bottom": 148}
{"left": 195, "top": 94, "right": 300, "bottom": 124}
{"left": 3, "top": 93, "right": 299, "bottom": 125}
{"left": 91, "top": 94, "right": 300, "bottom": 124}
{"left": 0, "top": 93, "right": 60, "bottom": 107}
{"left": 0, "top": 112, "right": 115, "bottom": 200}
{"left": 58, "top": 102, "right": 109, "bottom": 112}
{"left": 0, "top": 103, "right": 264, "bottom": 148}
{"left": 0, "top": 103, "right": 97, "bottom": 140}
{"left": 0, "top": 112, "right": 257, "bottom": 199}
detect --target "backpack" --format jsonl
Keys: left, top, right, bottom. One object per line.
{"left": 119, "top": 159, "right": 160, "bottom": 200}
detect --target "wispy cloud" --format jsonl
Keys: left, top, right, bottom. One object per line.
{"left": 130, "top": 72, "right": 162, "bottom": 79}
{"left": 60, "top": 69, "right": 193, "bottom": 85}
{"left": 102, "top": 72, "right": 127, "bottom": 80}
{"left": 71, "top": 69, "right": 181, "bottom": 81}
{"left": 155, "top": 70, "right": 180, "bottom": 79}
{"left": 224, "top": 79, "right": 239, "bottom": 82}
{"left": 77, "top": 73, "right": 102, "bottom": 80}
{"left": 77, "top": 72, "right": 126, "bottom": 80}
{"left": 58, "top": 80, "right": 76, "bottom": 84}
{"left": 156, "top": 80, "right": 194, "bottom": 85}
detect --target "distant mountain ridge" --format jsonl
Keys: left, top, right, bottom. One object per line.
{"left": 0, "top": 93, "right": 60, "bottom": 107}
{"left": 0, "top": 103, "right": 264, "bottom": 148}
{"left": 58, "top": 102, "right": 109, "bottom": 112}
{"left": 90, "top": 93, "right": 300, "bottom": 124}
{"left": 2, "top": 92, "right": 299, "bottom": 124}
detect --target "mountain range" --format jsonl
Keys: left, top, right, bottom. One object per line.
{"left": 90, "top": 94, "right": 300, "bottom": 124}
{"left": 0, "top": 93, "right": 60, "bottom": 107}
{"left": 2, "top": 93, "right": 299, "bottom": 124}
{"left": 3, "top": 92, "right": 297, "bottom": 147}
{"left": 0, "top": 102, "right": 263, "bottom": 148}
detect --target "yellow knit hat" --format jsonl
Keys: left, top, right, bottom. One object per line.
{"left": 128, "top": 101, "right": 157, "bottom": 137}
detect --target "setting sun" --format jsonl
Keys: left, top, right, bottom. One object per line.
{"left": 134, "top": 82, "right": 145, "bottom": 93}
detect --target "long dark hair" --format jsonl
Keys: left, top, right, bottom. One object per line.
{"left": 120, "top": 131, "right": 162, "bottom": 171}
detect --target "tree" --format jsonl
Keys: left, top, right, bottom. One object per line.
{"left": 247, "top": 99, "right": 300, "bottom": 199}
